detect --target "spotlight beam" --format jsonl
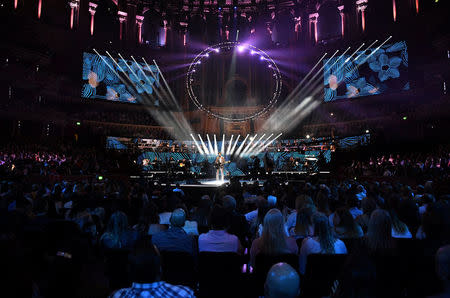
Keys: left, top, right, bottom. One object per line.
{"left": 93, "top": 49, "right": 126, "bottom": 86}
{"left": 229, "top": 135, "right": 241, "bottom": 157}
{"left": 226, "top": 135, "right": 234, "bottom": 155}
{"left": 255, "top": 133, "right": 283, "bottom": 155}
{"left": 280, "top": 52, "right": 328, "bottom": 106}
{"left": 234, "top": 134, "right": 249, "bottom": 157}
{"left": 190, "top": 134, "right": 204, "bottom": 155}
{"left": 286, "top": 50, "right": 339, "bottom": 102}
{"left": 255, "top": 133, "right": 274, "bottom": 152}
{"left": 356, "top": 36, "right": 392, "bottom": 66}
{"left": 353, "top": 40, "right": 379, "bottom": 63}
{"left": 262, "top": 50, "right": 338, "bottom": 131}
{"left": 302, "top": 47, "right": 351, "bottom": 93}
{"left": 94, "top": 51, "right": 190, "bottom": 141}
{"left": 198, "top": 134, "right": 210, "bottom": 155}
{"left": 143, "top": 57, "right": 193, "bottom": 140}
{"left": 221, "top": 134, "right": 225, "bottom": 155}
{"left": 213, "top": 134, "right": 218, "bottom": 155}
{"left": 262, "top": 41, "right": 369, "bottom": 134}
{"left": 240, "top": 134, "right": 257, "bottom": 157}
{"left": 206, "top": 134, "right": 214, "bottom": 155}
{"left": 118, "top": 53, "right": 141, "bottom": 83}
{"left": 246, "top": 134, "right": 266, "bottom": 157}
{"left": 301, "top": 47, "right": 351, "bottom": 98}
{"left": 131, "top": 55, "right": 160, "bottom": 101}
{"left": 344, "top": 43, "right": 366, "bottom": 63}
{"left": 152, "top": 60, "right": 180, "bottom": 108}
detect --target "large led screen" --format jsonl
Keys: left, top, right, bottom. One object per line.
{"left": 323, "top": 41, "right": 409, "bottom": 102}
{"left": 82, "top": 52, "right": 159, "bottom": 104}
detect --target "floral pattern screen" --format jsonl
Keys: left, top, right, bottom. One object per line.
{"left": 323, "top": 41, "right": 409, "bottom": 102}
{"left": 82, "top": 52, "right": 159, "bottom": 104}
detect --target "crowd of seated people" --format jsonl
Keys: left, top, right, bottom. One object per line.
{"left": 344, "top": 148, "right": 450, "bottom": 178}
{"left": 0, "top": 144, "right": 139, "bottom": 177}
{"left": 1, "top": 151, "right": 450, "bottom": 297}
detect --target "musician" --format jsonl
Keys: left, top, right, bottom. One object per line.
{"left": 264, "top": 152, "right": 274, "bottom": 174}
{"left": 179, "top": 158, "right": 191, "bottom": 174}
{"left": 168, "top": 156, "right": 176, "bottom": 173}
{"left": 214, "top": 152, "right": 226, "bottom": 181}
{"left": 152, "top": 156, "right": 160, "bottom": 170}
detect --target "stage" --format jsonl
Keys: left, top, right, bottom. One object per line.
{"left": 130, "top": 171, "right": 331, "bottom": 189}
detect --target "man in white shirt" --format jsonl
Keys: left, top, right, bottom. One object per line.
{"left": 198, "top": 206, "right": 243, "bottom": 254}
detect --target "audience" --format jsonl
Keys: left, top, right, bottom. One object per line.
{"left": 1, "top": 144, "right": 449, "bottom": 297}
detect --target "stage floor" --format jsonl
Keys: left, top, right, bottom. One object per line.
{"left": 173, "top": 178, "right": 266, "bottom": 187}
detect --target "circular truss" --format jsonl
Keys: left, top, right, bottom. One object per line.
{"left": 186, "top": 41, "right": 282, "bottom": 122}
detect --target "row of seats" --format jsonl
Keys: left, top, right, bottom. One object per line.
{"left": 22, "top": 220, "right": 442, "bottom": 297}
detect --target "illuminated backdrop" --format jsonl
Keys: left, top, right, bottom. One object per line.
{"left": 81, "top": 52, "right": 159, "bottom": 104}
{"left": 323, "top": 41, "right": 409, "bottom": 102}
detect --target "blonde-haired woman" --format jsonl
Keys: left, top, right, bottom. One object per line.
{"left": 299, "top": 213, "right": 347, "bottom": 274}
{"left": 250, "top": 208, "right": 298, "bottom": 266}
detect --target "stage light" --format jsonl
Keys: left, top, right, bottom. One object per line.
{"left": 205, "top": 53, "right": 209, "bottom": 57}
{"left": 197, "top": 61, "right": 201, "bottom": 64}
{"left": 76, "top": 121, "right": 81, "bottom": 126}
{"left": 237, "top": 45, "right": 245, "bottom": 52}
{"left": 250, "top": 50, "right": 255, "bottom": 55}
{"left": 214, "top": 48, "right": 219, "bottom": 53}
{"left": 260, "top": 56, "right": 265, "bottom": 61}
{"left": 234, "top": 6, "right": 237, "bottom": 9}
{"left": 330, "top": 113, "right": 334, "bottom": 116}
{"left": 365, "top": 129, "right": 370, "bottom": 133}
{"left": 403, "top": 116, "right": 407, "bottom": 120}
{"left": 306, "top": 135, "right": 310, "bottom": 139}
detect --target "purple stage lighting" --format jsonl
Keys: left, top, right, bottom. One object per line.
{"left": 214, "top": 48, "right": 220, "bottom": 53}
{"left": 260, "top": 56, "right": 265, "bottom": 61}
{"left": 205, "top": 53, "right": 209, "bottom": 57}
{"left": 250, "top": 50, "right": 255, "bottom": 55}
{"left": 237, "top": 45, "right": 245, "bottom": 52}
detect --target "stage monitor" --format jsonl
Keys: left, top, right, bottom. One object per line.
{"left": 323, "top": 41, "right": 409, "bottom": 102}
{"left": 81, "top": 52, "right": 159, "bottom": 104}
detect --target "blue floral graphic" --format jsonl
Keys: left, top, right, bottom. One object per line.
{"left": 369, "top": 54, "right": 401, "bottom": 82}
{"left": 346, "top": 77, "right": 379, "bottom": 98}
{"left": 82, "top": 52, "right": 159, "bottom": 103}
{"left": 354, "top": 48, "right": 384, "bottom": 65}
{"left": 323, "top": 40, "right": 409, "bottom": 101}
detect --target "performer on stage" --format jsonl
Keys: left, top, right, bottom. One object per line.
{"left": 214, "top": 152, "right": 226, "bottom": 181}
